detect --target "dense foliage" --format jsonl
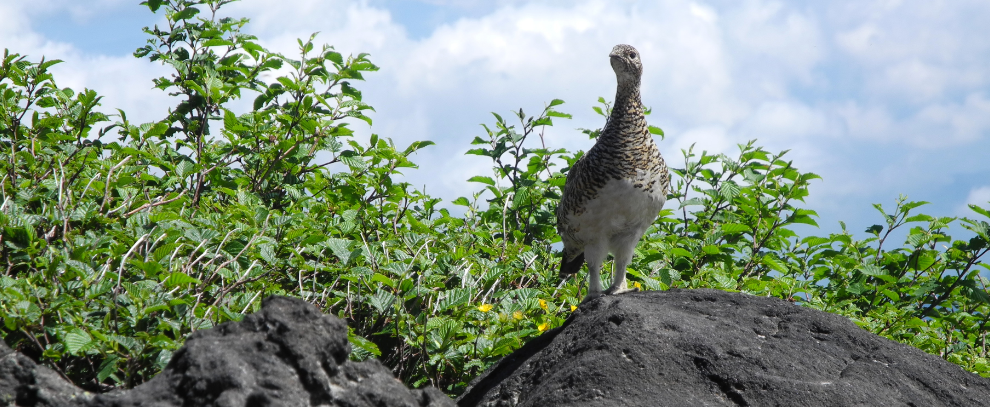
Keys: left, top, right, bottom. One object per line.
{"left": 2, "top": 0, "right": 988, "bottom": 396}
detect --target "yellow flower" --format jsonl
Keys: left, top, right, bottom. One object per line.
{"left": 570, "top": 305, "right": 577, "bottom": 312}
{"left": 539, "top": 299, "right": 548, "bottom": 310}
{"left": 634, "top": 281, "right": 643, "bottom": 290}
{"left": 513, "top": 311, "right": 524, "bottom": 320}
{"left": 478, "top": 304, "right": 493, "bottom": 313}
{"left": 538, "top": 322, "right": 549, "bottom": 332}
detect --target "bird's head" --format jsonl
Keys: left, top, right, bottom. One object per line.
{"left": 609, "top": 44, "right": 642, "bottom": 85}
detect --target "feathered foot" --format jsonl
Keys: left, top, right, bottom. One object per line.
{"left": 582, "top": 289, "right": 603, "bottom": 303}
{"left": 603, "top": 286, "right": 639, "bottom": 295}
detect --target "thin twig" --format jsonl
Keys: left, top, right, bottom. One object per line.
{"left": 123, "top": 190, "right": 186, "bottom": 217}
{"left": 99, "top": 156, "right": 132, "bottom": 212}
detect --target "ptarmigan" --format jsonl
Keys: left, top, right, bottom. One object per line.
{"left": 556, "top": 44, "right": 670, "bottom": 301}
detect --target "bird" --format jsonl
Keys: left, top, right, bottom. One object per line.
{"left": 556, "top": 44, "right": 670, "bottom": 302}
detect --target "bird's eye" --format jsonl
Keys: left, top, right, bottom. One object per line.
{"left": 629, "top": 52, "right": 637, "bottom": 59}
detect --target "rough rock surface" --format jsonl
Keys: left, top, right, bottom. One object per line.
{"left": 457, "top": 289, "right": 990, "bottom": 407}
{"left": 0, "top": 340, "right": 91, "bottom": 406}
{"left": 1, "top": 296, "right": 454, "bottom": 407}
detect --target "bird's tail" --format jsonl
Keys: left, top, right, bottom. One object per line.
{"left": 558, "top": 252, "right": 585, "bottom": 279}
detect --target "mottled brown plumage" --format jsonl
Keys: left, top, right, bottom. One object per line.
{"left": 556, "top": 44, "right": 670, "bottom": 300}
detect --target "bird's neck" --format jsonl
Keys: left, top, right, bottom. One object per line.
{"left": 612, "top": 80, "right": 642, "bottom": 116}
{"left": 603, "top": 79, "right": 646, "bottom": 141}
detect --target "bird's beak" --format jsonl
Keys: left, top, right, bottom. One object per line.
{"left": 609, "top": 53, "right": 619, "bottom": 59}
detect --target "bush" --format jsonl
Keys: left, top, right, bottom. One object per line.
{"left": 1, "top": 0, "right": 988, "bottom": 396}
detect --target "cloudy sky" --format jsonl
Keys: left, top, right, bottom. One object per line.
{"left": 3, "top": 0, "right": 989, "bottom": 240}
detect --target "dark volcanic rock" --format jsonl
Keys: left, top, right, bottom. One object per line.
{"left": 0, "top": 340, "right": 91, "bottom": 406}
{"left": 91, "top": 296, "right": 453, "bottom": 407}
{"left": 1, "top": 296, "right": 454, "bottom": 407}
{"left": 457, "top": 289, "right": 990, "bottom": 407}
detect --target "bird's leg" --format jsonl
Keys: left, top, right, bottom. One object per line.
{"left": 604, "top": 238, "right": 639, "bottom": 295}
{"left": 582, "top": 244, "right": 608, "bottom": 302}
{"left": 586, "top": 266, "right": 602, "bottom": 301}
{"left": 603, "top": 260, "right": 636, "bottom": 295}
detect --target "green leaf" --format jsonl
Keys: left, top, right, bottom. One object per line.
{"left": 202, "top": 39, "right": 234, "bottom": 47}
{"left": 900, "top": 201, "right": 929, "bottom": 213}
{"left": 163, "top": 272, "right": 200, "bottom": 288}
{"left": 656, "top": 268, "right": 677, "bottom": 287}
{"left": 906, "top": 231, "right": 929, "bottom": 247}
{"left": 967, "top": 287, "right": 990, "bottom": 305}
{"left": 348, "top": 329, "right": 381, "bottom": 357}
{"left": 63, "top": 329, "right": 92, "bottom": 354}
{"left": 679, "top": 197, "right": 703, "bottom": 208}
{"left": 858, "top": 264, "right": 887, "bottom": 277}
{"left": 904, "top": 317, "right": 927, "bottom": 329}
{"left": 969, "top": 204, "right": 990, "bottom": 219}
{"left": 340, "top": 155, "right": 366, "bottom": 170}
{"left": 648, "top": 125, "right": 664, "bottom": 137}
{"left": 326, "top": 50, "right": 343, "bottom": 64}
{"left": 175, "top": 160, "right": 194, "bottom": 177}
{"left": 762, "top": 256, "right": 787, "bottom": 273}
{"left": 97, "top": 355, "right": 120, "bottom": 382}
{"left": 789, "top": 214, "right": 819, "bottom": 227}
{"left": 712, "top": 271, "right": 734, "bottom": 289}
{"left": 719, "top": 181, "right": 741, "bottom": 200}
{"left": 326, "top": 238, "right": 354, "bottom": 265}
{"left": 174, "top": 7, "right": 200, "bottom": 20}
{"left": 367, "top": 290, "right": 396, "bottom": 313}
{"left": 801, "top": 236, "right": 830, "bottom": 247}
{"left": 403, "top": 140, "right": 435, "bottom": 155}
{"left": 701, "top": 245, "right": 721, "bottom": 255}
{"left": 914, "top": 251, "right": 937, "bottom": 271}
{"left": 144, "top": 0, "right": 163, "bottom": 12}
{"left": 467, "top": 176, "right": 496, "bottom": 186}
{"left": 720, "top": 223, "right": 751, "bottom": 234}
{"left": 452, "top": 197, "right": 471, "bottom": 206}
{"left": 371, "top": 273, "right": 395, "bottom": 289}
{"left": 437, "top": 288, "right": 471, "bottom": 312}
{"left": 465, "top": 148, "right": 490, "bottom": 157}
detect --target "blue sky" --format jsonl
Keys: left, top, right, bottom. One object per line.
{"left": 3, "top": 0, "right": 989, "bottom": 241}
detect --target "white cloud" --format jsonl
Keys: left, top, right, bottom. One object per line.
{"left": 0, "top": 0, "right": 175, "bottom": 126}
{"left": 913, "top": 93, "right": 990, "bottom": 145}
{"left": 835, "top": 101, "right": 894, "bottom": 142}
{"left": 47, "top": 0, "right": 133, "bottom": 23}
{"left": 740, "top": 101, "right": 829, "bottom": 140}
{"left": 50, "top": 54, "right": 173, "bottom": 126}
{"left": 831, "top": 1, "right": 990, "bottom": 104}
{"left": 834, "top": 92, "right": 990, "bottom": 148}
{"left": 0, "top": 1, "right": 70, "bottom": 56}
{"left": 835, "top": 23, "right": 879, "bottom": 55}
{"left": 880, "top": 59, "right": 947, "bottom": 102}
{"left": 961, "top": 186, "right": 990, "bottom": 216}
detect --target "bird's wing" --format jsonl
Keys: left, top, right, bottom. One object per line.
{"left": 556, "top": 154, "right": 591, "bottom": 257}
{"left": 556, "top": 155, "right": 590, "bottom": 276}
{"left": 556, "top": 155, "right": 587, "bottom": 225}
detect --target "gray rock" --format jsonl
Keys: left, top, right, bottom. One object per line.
{"left": 457, "top": 289, "right": 990, "bottom": 407}
{"left": 1, "top": 296, "right": 454, "bottom": 407}
{"left": 0, "top": 340, "right": 92, "bottom": 406}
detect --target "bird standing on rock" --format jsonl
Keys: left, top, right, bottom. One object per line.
{"left": 556, "top": 44, "right": 670, "bottom": 302}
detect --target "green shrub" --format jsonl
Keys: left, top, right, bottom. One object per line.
{"left": 1, "top": 0, "right": 988, "bottom": 397}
